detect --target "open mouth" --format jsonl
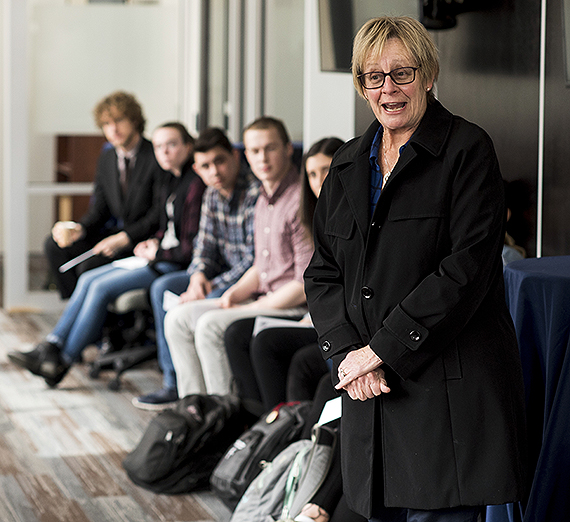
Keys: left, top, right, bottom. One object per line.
{"left": 382, "top": 102, "right": 406, "bottom": 112}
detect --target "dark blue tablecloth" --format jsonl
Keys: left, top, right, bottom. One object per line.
{"left": 487, "top": 256, "right": 570, "bottom": 522}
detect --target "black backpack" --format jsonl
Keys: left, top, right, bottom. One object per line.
{"left": 122, "top": 394, "right": 247, "bottom": 494}
{"left": 210, "top": 401, "right": 311, "bottom": 509}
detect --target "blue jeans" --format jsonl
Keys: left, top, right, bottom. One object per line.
{"left": 148, "top": 270, "right": 228, "bottom": 390}
{"left": 369, "top": 506, "right": 483, "bottom": 522}
{"left": 48, "top": 262, "right": 179, "bottom": 363}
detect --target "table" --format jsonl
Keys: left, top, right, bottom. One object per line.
{"left": 486, "top": 256, "right": 570, "bottom": 522}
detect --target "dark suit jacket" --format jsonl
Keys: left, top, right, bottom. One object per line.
{"left": 80, "top": 137, "right": 162, "bottom": 245}
{"left": 304, "top": 101, "right": 527, "bottom": 516}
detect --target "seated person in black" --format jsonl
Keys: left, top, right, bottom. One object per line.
{"left": 45, "top": 91, "right": 163, "bottom": 298}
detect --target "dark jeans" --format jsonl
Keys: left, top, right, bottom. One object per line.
{"left": 369, "top": 506, "right": 483, "bottom": 522}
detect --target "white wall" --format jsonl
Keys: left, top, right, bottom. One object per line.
{"left": 303, "top": 0, "right": 356, "bottom": 149}
{"left": 8, "top": 1, "right": 186, "bottom": 255}
{"left": 31, "top": 4, "right": 181, "bottom": 135}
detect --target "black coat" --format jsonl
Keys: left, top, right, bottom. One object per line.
{"left": 80, "top": 137, "right": 162, "bottom": 244}
{"left": 304, "top": 101, "right": 527, "bottom": 517}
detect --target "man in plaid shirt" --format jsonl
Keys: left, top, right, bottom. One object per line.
{"left": 132, "top": 127, "right": 260, "bottom": 409}
{"left": 164, "top": 117, "right": 313, "bottom": 401}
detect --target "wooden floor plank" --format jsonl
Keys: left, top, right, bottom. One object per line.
{"left": 0, "top": 475, "right": 41, "bottom": 522}
{"left": 0, "top": 309, "right": 230, "bottom": 522}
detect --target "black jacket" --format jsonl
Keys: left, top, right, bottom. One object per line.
{"left": 304, "top": 101, "right": 527, "bottom": 516}
{"left": 80, "top": 137, "right": 162, "bottom": 244}
{"left": 153, "top": 162, "right": 206, "bottom": 267}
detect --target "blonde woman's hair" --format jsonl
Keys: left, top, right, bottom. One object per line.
{"left": 352, "top": 16, "right": 439, "bottom": 102}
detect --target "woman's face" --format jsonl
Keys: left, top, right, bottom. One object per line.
{"left": 362, "top": 38, "right": 432, "bottom": 137}
{"left": 305, "top": 152, "right": 333, "bottom": 198}
{"left": 152, "top": 127, "right": 192, "bottom": 176}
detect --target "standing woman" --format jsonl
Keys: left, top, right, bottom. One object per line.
{"left": 9, "top": 122, "right": 205, "bottom": 387}
{"left": 304, "top": 16, "right": 526, "bottom": 522}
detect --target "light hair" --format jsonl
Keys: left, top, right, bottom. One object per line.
{"left": 93, "top": 91, "right": 146, "bottom": 134}
{"left": 242, "top": 116, "right": 291, "bottom": 146}
{"left": 352, "top": 16, "right": 439, "bottom": 103}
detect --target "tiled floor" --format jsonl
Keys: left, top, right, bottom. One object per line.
{"left": 0, "top": 309, "right": 231, "bottom": 522}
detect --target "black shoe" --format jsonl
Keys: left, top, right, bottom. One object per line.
{"left": 131, "top": 387, "right": 179, "bottom": 411}
{"left": 8, "top": 341, "right": 70, "bottom": 385}
{"left": 8, "top": 341, "right": 56, "bottom": 375}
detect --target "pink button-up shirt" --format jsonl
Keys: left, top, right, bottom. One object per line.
{"left": 253, "top": 166, "right": 314, "bottom": 296}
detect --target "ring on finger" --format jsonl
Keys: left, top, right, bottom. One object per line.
{"left": 339, "top": 368, "right": 347, "bottom": 379}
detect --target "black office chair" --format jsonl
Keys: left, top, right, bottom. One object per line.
{"left": 89, "top": 288, "right": 157, "bottom": 390}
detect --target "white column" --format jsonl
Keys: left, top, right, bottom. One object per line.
{"left": 179, "top": 0, "right": 204, "bottom": 134}
{"left": 3, "top": 0, "right": 30, "bottom": 311}
{"left": 227, "top": 0, "right": 245, "bottom": 141}
{"left": 242, "top": 0, "right": 265, "bottom": 133}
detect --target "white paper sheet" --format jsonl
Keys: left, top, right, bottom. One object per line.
{"left": 252, "top": 316, "right": 314, "bottom": 337}
{"left": 111, "top": 256, "right": 149, "bottom": 270}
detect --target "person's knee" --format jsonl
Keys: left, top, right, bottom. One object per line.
{"left": 195, "top": 310, "right": 226, "bottom": 340}
{"left": 88, "top": 277, "right": 117, "bottom": 304}
{"left": 250, "top": 337, "right": 267, "bottom": 362}
{"left": 164, "top": 305, "right": 192, "bottom": 339}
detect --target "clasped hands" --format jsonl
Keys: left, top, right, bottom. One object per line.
{"left": 336, "top": 346, "right": 391, "bottom": 401}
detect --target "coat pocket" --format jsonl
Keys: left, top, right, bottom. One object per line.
{"left": 324, "top": 219, "right": 355, "bottom": 240}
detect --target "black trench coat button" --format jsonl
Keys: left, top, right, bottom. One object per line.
{"left": 409, "top": 330, "right": 421, "bottom": 342}
{"left": 322, "top": 340, "right": 331, "bottom": 352}
{"left": 361, "top": 286, "right": 374, "bottom": 299}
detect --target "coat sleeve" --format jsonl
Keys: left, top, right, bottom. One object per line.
{"left": 371, "top": 126, "right": 507, "bottom": 380}
{"left": 304, "top": 169, "right": 364, "bottom": 360}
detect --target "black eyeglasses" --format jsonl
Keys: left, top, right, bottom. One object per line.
{"left": 357, "top": 66, "right": 419, "bottom": 90}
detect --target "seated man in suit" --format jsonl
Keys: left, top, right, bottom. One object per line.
{"left": 45, "top": 91, "right": 163, "bottom": 298}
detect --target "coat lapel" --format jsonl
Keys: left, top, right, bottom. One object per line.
{"left": 338, "top": 154, "right": 371, "bottom": 241}
{"left": 335, "top": 121, "right": 380, "bottom": 241}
